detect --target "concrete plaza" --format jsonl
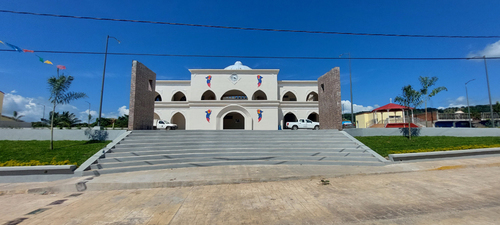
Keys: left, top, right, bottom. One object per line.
{"left": 1, "top": 155, "right": 500, "bottom": 224}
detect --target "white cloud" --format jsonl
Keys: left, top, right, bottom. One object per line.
{"left": 102, "top": 106, "right": 129, "bottom": 119}
{"left": 2, "top": 92, "right": 80, "bottom": 122}
{"left": 118, "top": 106, "right": 129, "bottom": 116}
{"left": 79, "top": 109, "right": 98, "bottom": 124}
{"left": 341, "top": 100, "right": 374, "bottom": 114}
{"left": 467, "top": 40, "right": 500, "bottom": 58}
{"left": 441, "top": 96, "right": 467, "bottom": 108}
{"left": 2, "top": 93, "right": 45, "bottom": 122}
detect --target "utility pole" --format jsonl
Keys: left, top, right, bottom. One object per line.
{"left": 97, "top": 35, "right": 120, "bottom": 128}
{"left": 483, "top": 56, "right": 495, "bottom": 127}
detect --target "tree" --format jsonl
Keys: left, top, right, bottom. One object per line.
{"left": 59, "top": 111, "right": 81, "bottom": 128}
{"left": 48, "top": 73, "right": 87, "bottom": 150}
{"left": 12, "top": 111, "right": 24, "bottom": 121}
{"left": 395, "top": 85, "right": 423, "bottom": 140}
{"left": 419, "top": 76, "right": 447, "bottom": 127}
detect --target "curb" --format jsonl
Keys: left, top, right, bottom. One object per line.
{"left": 389, "top": 147, "right": 500, "bottom": 162}
{"left": 0, "top": 165, "right": 76, "bottom": 176}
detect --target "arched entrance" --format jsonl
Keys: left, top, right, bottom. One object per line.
{"left": 171, "top": 112, "right": 186, "bottom": 130}
{"left": 308, "top": 112, "right": 319, "bottom": 122}
{"left": 223, "top": 112, "right": 245, "bottom": 129}
{"left": 216, "top": 104, "right": 253, "bottom": 130}
{"left": 283, "top": 112, "right": 298, "bottom": 129}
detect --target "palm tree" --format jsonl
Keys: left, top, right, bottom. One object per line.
{"left": 419, "top": 76, "right": 447, "bottom": 127}
{"left": 12, "top": 111, "right": 24, "bottom": 121}
{"left": 48, "top": 73, "right": 87, "bottom": 150}
{"left": 59, "top": 111, "right": 81, "bottom": 128}
{"left": 395, "top": 85, "right": 422, "bottom": 140}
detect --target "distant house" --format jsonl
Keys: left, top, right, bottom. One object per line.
{"left": 356, "top": 103, "right": 415, "bottom": 128}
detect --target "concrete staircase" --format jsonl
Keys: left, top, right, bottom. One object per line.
{"left": 83, "top": 130, "right": 384, "bottom": 175}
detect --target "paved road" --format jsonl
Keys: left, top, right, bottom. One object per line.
{"left": 2, "top": 157, "right": 500, "bottom": 224}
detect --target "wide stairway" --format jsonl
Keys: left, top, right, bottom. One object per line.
{"left": 84, "top": 130, "right": 384, "bottom": 175}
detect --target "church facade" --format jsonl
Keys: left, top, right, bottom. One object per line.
{"left": 153, "top": 61, "right": 320, "bottom": 130}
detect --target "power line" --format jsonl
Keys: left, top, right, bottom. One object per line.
{"left": 1, "top": 49, "right": 499, "bottom": 60}
{"left": 1, "top": 9, "right": 499, "bottom": 39}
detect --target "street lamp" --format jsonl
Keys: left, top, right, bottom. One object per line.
{"left": 465, "top": 79, "right": 475, "bottom": 128}
{"left": 85, "top": 101, "right": 91, "bottom": 126}
{"left": 339, "top": 53, "right": 354, "bottom": 124}
{"left": 97, "top": 35, "right": 120, "bottom": 128}
{"left": 38, "top": 104, "right": 45, "bottom": 120}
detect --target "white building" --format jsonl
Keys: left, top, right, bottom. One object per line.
{"left": 154, "top": 61, "right": 319, "bottom": 130}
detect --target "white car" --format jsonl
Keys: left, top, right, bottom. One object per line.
{"left": 155, "top": 120, "right": 178, "bottom": 130}
{"left": 286, "top": 119, "right": 319, "bottom": 130}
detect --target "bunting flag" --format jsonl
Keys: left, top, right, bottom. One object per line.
{"left": 3, "top": 39, "right": 66, "bottom": 70}
{"left": 5, "top": 42, "right": 23, "bottom": 52}
{"left": 36, "top": 55, "right": 44, "bottom": 63}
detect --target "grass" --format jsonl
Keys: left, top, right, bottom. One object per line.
{"left": 355, "top": 136, "right": 500, "bottom": 157}
{"left": 0, "top": 140, "right": 111, "bottom": 167}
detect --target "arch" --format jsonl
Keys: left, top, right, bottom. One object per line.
{"left": 308, "top": 112, "right": 319, "bottom": 122}
{"left": 306, "top": 91, "right": 318, "bottom": 101}
{"left": 221, "top": 89, "right": 248, "bottom": 100}
{"left": 283, "top": 112, "right": 298, "bottom": 129}
{"left": 171, "top": 112, "right": 186, "bottom": 130}
{"left": 155, "top": 92, "right": 162, "bottom": 102}
{"left": 216, "top": 104, "right": 253, "bottom": 130}
{"left": 282, "top": 91, "right": 297, "bottom": 101}
{"left": 171, "top": 91, "right": 187, "bottom": 101}
{"left": 201, "top": 90, "right": 216, "bottom": 100}
{"left": 223, "top": 112, "right": 245, "bottom": 129}
{"left": 154, "top": 113, "right": 160, "bottom": 120}
{"left": 252, "top": 90, "right": 267, "bottom": 100}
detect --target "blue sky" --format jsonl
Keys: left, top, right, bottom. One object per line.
{"left": 1, "top": 0, "right": 499, "bottom": 122}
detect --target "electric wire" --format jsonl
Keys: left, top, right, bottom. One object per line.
{"left": 1, "top": 49, "right": 498, "bottom": 60}
{"left": 1, "top": 9, "right": 499, "bottom": 39}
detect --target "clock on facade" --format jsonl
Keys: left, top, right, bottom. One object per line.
{"left": 230, "top": 74, "right": 238, "bottom": 82}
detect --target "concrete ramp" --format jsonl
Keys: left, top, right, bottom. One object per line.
{"left": 83, "top": 130, "right": 385, "bottom": 175}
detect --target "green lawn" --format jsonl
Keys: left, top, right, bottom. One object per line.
{"left": 355, "top": 136, "right": 500, "bottom": 157}
{"left": 0, "top": 140, "right": 111, "bottom": 167}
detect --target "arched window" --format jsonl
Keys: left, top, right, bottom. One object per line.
{"left": 308, "top": 112, "right": 319, "bottom": 122}
{"left": 282, "top": 91, "right": 297, "bottom": 101}
{"left": 306, "top": 92, "right": 318, "bottom": 101}
{"left": 252, "top": 90, "right": 267, "bottom": 100}
{"left": 155, "top": 92, "right": 162, "bottom": 102}
{"left": 221, "top": 90, "right": 248, "bottom": 100}
{"left": 171, "top": 91, "right": 187, "bottom": 101}
{"left": 201, "top": 90, "right": 216, "bottom": 100}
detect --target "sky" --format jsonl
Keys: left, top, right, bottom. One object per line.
{"left": 1, "top": 0, "right": 500, "bottom": 122}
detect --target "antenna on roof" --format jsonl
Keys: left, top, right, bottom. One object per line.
{"left": 390, "top": 98, "right": 392, "bottom": 103}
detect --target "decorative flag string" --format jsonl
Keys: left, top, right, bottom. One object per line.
{"left": 0, "top": 39, "right": 66, "bottom": 70}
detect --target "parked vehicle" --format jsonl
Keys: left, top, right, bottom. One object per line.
{"left": 342, "top": 121, "right": 355, "bottom": 129}
{"left": 286, "top": 119, "right": 319, "bottom": 130}
{"left": 154, "top": 120, "right": 178, "bottom": 130}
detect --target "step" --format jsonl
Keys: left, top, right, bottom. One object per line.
{"left": 109, "top": 146, "right": 363, "bottom": 153}
{"left": 85, "top": 160, "right": 385, "bottom": 176}
{"left": 93, "top": 155, "right": 379, "bottom": 169}
{"left": 99, "top": 151, "right": 374, "bottom": 163}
